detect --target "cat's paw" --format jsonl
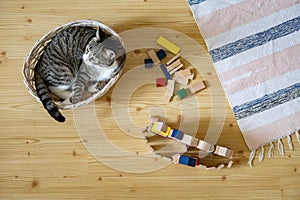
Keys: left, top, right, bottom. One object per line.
{"left": 96, "top": 81, "right": 109, "bottom": 91}
{"left": 69, "top": 96, "right": 81, "bottom": 105}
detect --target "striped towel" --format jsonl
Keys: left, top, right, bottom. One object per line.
{"left": 187, "top": 0, "right": 300, "bottom": 165}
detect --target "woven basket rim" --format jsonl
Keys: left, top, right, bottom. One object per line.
{"left": 22, "top": 19, "right": 124, "bottom": 110}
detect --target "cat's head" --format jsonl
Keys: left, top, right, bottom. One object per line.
{"left": 84, "top": 27, "right": 126, "bottom": 68}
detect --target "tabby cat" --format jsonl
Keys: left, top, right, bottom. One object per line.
{"left": 34, "top": 26, "right": 126, "bottom": 122}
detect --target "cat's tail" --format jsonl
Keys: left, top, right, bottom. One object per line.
{"left": 34, "top": 72, "right": 65, "bottom": 122}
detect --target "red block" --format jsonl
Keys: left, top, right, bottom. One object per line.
{"left": 156, "top": 78, "right": 166, "bottom": 87}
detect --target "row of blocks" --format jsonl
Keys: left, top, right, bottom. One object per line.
{"left": 150, "top": 121, "right": 233, "bottom": 159}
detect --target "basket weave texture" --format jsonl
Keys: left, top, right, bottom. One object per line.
{"left": 22, "top": 20, "right": 124, "bottom": 109}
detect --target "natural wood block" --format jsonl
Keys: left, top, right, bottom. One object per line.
{"left": 166, "top": 54, "right": 181, "bottom": 65}
{"left": 188, "top": 81, "right": 206, "bottom": 94}
{"left": 147, "top": 49, "right": 160, "bottom": 65}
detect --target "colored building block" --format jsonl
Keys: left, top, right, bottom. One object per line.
{"left": 177, "top": 88, "right": 188, "bottom": 99}
{"left": 171, "top": 129, "right": 184, "bottom": 140}
{"left": 179, "top": 155, "right": 196, "bottom": 167}
{"left": 157, "top": 36, "right": 180, "bottom": 54}
{"left": 147, "top": 49, "right": 160, "bottom": 65}
{"left": 144, "top": 58, "right": 153, "bottom": 68}
{"left": 151, "top": 122, "right": 170, "bottom": 137}
{"left": 160, "top": 64, "right": 170, "bottom": 80}
{"left": 156, "top": 49, "right": 167, "bottom": 60}
{"left": 156, "top": 78, "right": 166, "bottom": 87}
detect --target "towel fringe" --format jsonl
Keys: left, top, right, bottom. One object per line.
{"left": 268, "top": 142, "right": 274, "bottom": 158}
{"left": 277, "top": 139, "right": 285, "bottom": 155}
{"left": 248, "top": 149, "right": 256, "bottom": 167}
{"left": 296, "top": 130, "right": 300, "bottom": 142}
{"left": 287, "top": 135, "right": 293, "bottom": 150}
{"left": 258, "top": 146, "right": 264, "bottom": 162}
{"left": 248, "top": 130, "right": 299, "bottom": 166}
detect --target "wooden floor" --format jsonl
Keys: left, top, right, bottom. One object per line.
{"left": 0, "top": 1, "right": 299, "bottom": 199}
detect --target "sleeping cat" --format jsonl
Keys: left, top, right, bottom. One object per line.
{"left": 34, "top": 26, "right": 126, "bottom": 122}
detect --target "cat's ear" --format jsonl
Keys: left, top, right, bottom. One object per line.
{"left": 96, "top": 27, "right": 101, "bottom": 42}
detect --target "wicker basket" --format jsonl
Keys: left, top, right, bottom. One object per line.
{"left": 22, "top": 20, "right": 124, "bottom": 109}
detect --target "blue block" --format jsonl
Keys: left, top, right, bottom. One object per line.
{"left": 179, "top": 155, "right": 196, "bottom": 167}
{"left": 160, "top": 64, "right": 170, "bottom": 80}
{"left": 171, "top": 129, "right": 184, "bottom": 140}
{"left": 156, "top": 49, "right": 167, "bottom": 60}
{"left": 188, "top": 157, "right": 197, "bottom": 167}
{"left": 144, "top": 59, "right": 153, "bottom": 68}
{"left": 179, "top": 155, "right": 189, "bottom": 165}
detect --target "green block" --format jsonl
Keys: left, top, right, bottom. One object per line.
{"left": 177, "top": 88, "right": 188, "bottom": 100}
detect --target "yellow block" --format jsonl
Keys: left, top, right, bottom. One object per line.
{"left": 157, "top": 36, "right": 180, "bottom": 55}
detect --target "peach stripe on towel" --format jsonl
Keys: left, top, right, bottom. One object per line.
{"left": 222, "top": 44, "right": 300, "bottom": 95}
{"left": 196, "top": 0, "right": 299, "bottom": 39}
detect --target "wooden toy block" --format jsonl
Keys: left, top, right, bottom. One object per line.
{"left": 165, "top": 93, "right": 173, "bottom": 102}
{"left": 150, "top": 116, "right": 159, "bottom": 124}
{"left": 166, "top": 54, "right": 180, "bottom": 66}
{"left": 151, "top": 122, "right": 171, "bottom": 137}
{"left": 156, "top": 78, "right": 166, "bottom": 87}
{"left": 167, "top": 129, "right": 173, "bottom": 138}
{"left": 160, "top": 64, "right": 170, "bottom": 80}
{"left": 214, "top": 146, "right": 234, "bottom": 159}
{"left": 157, "top": 36, "right": 180, "bottom": 55}
{"left": 175, "top": 77, "right": 189, "bottom": 86}
{"left": 169, "top": 63, "right": 184, "bottom": 75}
{"left": 188, "top": 81, "right": 206, "bottom": 94}
{"left": 197, "top": 140, "right": 215, "bottom": 152}
{"left": 171, "top": 129, "right": 184, "bottom": 140}
{"left": 156, "top": 49, "right": 167, "bottom": 60}
{"left": 178, "top": 155, "right": 196, "bottom": 167}
{"left": 166, "top": 79, "right": 175, "bottom": 94}
{"left": 177, "top": 88, "right": 188, "bottom": 100}
{"left": 166, "top": 59, "right": 181, "bottom": 72}
{"left": 190, "top": 137, "right": 199, "bottom": 147}
{"left": 147, "top": 49, "right": 160, "bottom": 65}
{"left": 197, "top": 164, "right": 207, "bottom": 169}
{"left": 165, "top": 79, "right": 175, "bottom": 102}
{"left": 187, "top": 74, "right": 194, "bottom": 81}
{"left": 172, "top": 154, "right": 180, "bottom": 163}
{"left": 174, "top": 69, "right": 191, "bottom": 79}
{"left": 144, "top": 58, "right": 153, "bottom": 68}
{"left": 227, "top": 160, "right": 233, "bottom": 168}
{"left": 217, "top": 164, "right": 225, "bottom": 170}
{"left": 181, "top": 134, "right": 193, "bottom": 145}
{"left": 206, "top": 167, "right": 216, "bottom": 171}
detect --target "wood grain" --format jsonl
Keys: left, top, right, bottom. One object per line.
{"left": 0, "top": 0, "right": 299, "bottom": 199}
